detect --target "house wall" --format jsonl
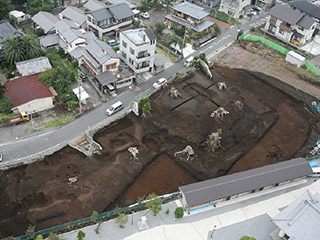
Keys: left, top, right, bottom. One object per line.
{"left": 65, "top": 38, "right": 86, "bottom": 53}
{"left": 102, "top": 58, "right": 120, "bottom": 72}
{"left": 219, "top": 0, "right": 251, "bottom": 18}
{"left": 15, "top": 97, "right": 54, "bottom": 114}
{"left": 119, "top": 32, "right": 156, "bottom": 74}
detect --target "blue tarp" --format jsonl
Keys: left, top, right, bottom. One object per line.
{"left": 310, "top": 161, "right": 318, "bottom": 168}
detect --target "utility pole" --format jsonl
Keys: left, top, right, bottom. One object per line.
{"left": 78, "top": 69, "right": 82, "bottom": 114}
{"left": 28, "top": 104, "right": 35, "bottom": 132}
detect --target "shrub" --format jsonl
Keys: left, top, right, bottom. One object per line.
{"left": 91, "top": 210, "right": 99, "bottom": 223}
{"left": 0, "top": 97, "right": 12, "bottom": 114}
{"left": 146, "top": 193, "right": 162, "bottom": 216}
{"left": 140, "top": 97, "right": 151, "bottom": 115}
{"left": 165, "top": 209, "right": 170, "bottom": 215}
{"left": 77, "top": 230, "right": 85, "bottom": 240}
{"left": 112, "top": 46, "right": 119, "bottom": 52}
{"left": 174, "top": 28, "right": 185, "bottom": 38}
{"left": 66, "top": 100, "right": 78, "bottom": 110}
{"left": 35, "top": 28, "right": 45, "bottom": 37}
{"left": 240, "top": 236, "right": 256, "bottom": 240}
{"left": 174, "top": 207, "right": 184, "bottom": 219}
{"left": 115, "top": 213, "right": 128, "bottom": 228}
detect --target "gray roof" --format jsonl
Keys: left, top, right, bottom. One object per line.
{"left": 96, "top": 70, "right": 117, "bottom": 85}
{"left": 16, "top": 57, "right": 52, "bottom": 76}
{"left": 84, "top": 0, "right": 106, "bottom": 11}
{"left": 32, "top": 11, "right": 59, "bottom": 33}
{"left": 60, "top": 6, "right": 86, "bottom": 26}
{"left": 108, "top": 3, "right": 134, "bottom": 20}
{"left": 39, "top": 34, "right": 60, "bottom": 47}
{"left": 289, "top": 0, "right": 320, "bottom": 20}
{"left": 165, "top": 14, "right": 214, "bottom": 32}
{"left": 269, "top": 4, "right": 315, "bottom": 29}
{"left": 272, "top": 190, "right": 320, "bottom": 240}
{"left": 70, "top": 46, "right": 85, "bottom": 59}
{"left": 90, "top": 8, "right": 112, "bottom": 21}
{"left": 55, "top": 19, "right": 79, "bottom": 33}
{"left": 0, "top": 20, "right": 23, "bottom": 44}
{"left": 172, "top": 2, "right": 209, "bottom": 20}
{"left": 144, "top": 29, "right": 156, "bottom": 41}
{"left": 85, "top": 39, "right": 118, "bottom": 65}
{"left": 105, "top": 0, "right": 136, "bottom": 9}
{"left": 179, "top": 158, "right": 312, "bottom": 208}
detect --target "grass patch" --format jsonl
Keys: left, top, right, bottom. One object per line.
{"left": 156, "top": 46, "right": 175, "bottom": 61}
{"left": 210, "top": 11, "right": 240, "bottom": 25}
{"left": 25, "top": 128, "right": 43, "bottom": 134}
{"left": 0, "top": 113, "right": 14, "bottom": 124}
{"left": 44, "top": 117, "right": 74, "bottom": 128}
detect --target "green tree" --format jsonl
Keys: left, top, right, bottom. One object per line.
{"left": 22, "top": 34, "right": 43, "bottom": 60}
{"left": 0, "top": 0, "right": 13, "bottom": 19}
{"left": 77, "top": 230, "right": 85, "bottom": 240}
{"left": 0, "top": 97, "right": 12, "bottom": 114}
{"left": 91, "top": 210, "right": 99, "bottom": 223}
{"left": 35, "top": 235, "right": 43, "bottom": 240}
{"left": 137, "top": 0, "right": 151, "bottom": 12}
{"left": 39, "top": 68, "right": 55, "bottom": 87}
{"left": 162, "top": 0, "right": 172, "bottom": 13}
{"left": 213, "top": 23, "right": 221, "bottom": 35}
{"left": 48, "top": 232, "right": 59, "bottom": 240}
{"left": 137, "top": 195, "right": 146, "bottom": 209}
{"left": 240, "top": 236, "right": 256, "bottom": 240}
{"left": 115, "top": 213, "right": 128, "bottom": 228}
{"left": 26, "top": 225, "right": 36, "bottom": 239}
{"left": 54, "top": 66, "right": 75, "bottom": 93}
{"left": 154, "top": 22, "right": 166, "bottom": 37}
{"left": 146, "top": 193, "right": 162, "bottom": 216}
{"left": 174, "top": 207, "right": 184, "bottom": 219}
{"left": 35, "top": 28, "right": 45, "bottom": 37}
{"left": 3, "top": 38, "right": 24, "bottom": 65}
{"left": 140, "top": 97, "right": 151, "bottom": 115}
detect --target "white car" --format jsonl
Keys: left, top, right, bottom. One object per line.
{"left": 142, "top": 12, "right": 150, "bottom": 19}
{"left": 0, "top": 153, "right": 2, "bottom": 162}
{"left": 153, "top": 78, "right": 167, "bottom": 89}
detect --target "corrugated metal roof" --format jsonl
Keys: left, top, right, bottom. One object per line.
{"left": 96, "top": 70, "right": 117, "bottom": 85}
{"left": 165, "top": 14, "right": 214, "bottom": 32}
{"left": 39, "top": 34, "right": 60, "bottom": 47}
{"left": 0, "top": 20, "right": 23, "bottom": 44}
{"left": 4, "top": 75, "right": 53, "bottom": 108}
{"left": 84, "top": 0, "right": 106, "bottom": 11}
{"left": 16, "top": 57, "right": 52, "bottom": 76}
{"left": 289, "top": 0, "right": 320, "bottom": 20}
{"left": 60, "top": 6, "right": 86, "bottom": 26}
{"left": 85, "top": 39, "right": 118, "bottom": 65}
{"left": 269, "top": 4, "right": 303, "bottom": 25}
{"left": 144, "top": 28, "right": 156, "bottom": 41}
{"left": 90, "top": 8, "right": 112, "bottom": 21}
{"left": 32, "top": 11, "right": 59, "bottom": 33}
{"left": 272, "top": 190, "right": 320, "bottom": 240}
{"left": 172, "top": 2, "right": 209, "bottom": 20}
{"left": 297, "top": 15, "right": 315, "bottom": 29}
{"left": 108, "top": 3, "right": 133, "bottom": 20}
{"left": 179, "top": 158, "right": 312, "bottom": 208}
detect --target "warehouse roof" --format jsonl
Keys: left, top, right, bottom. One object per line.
{"left": 179, "top": 158, "right": 312, "bottom": 208}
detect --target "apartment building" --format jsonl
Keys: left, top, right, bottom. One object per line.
{"left": 264, "top": 4, "right": 317, "bottom": 46}
{"left": 165, "top": 2, "right": 214, "bottom": 37}
{"left": 119, "top": 28, "right": 156, "bottom": 74}
{"left": 86, "top": 3, "right": 134, "bottom": 39}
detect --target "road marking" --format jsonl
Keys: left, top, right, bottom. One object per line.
{"left": 231, "top": 26, "right": 234, "bottom": 28}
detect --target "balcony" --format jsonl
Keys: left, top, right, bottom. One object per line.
{"left": 136, "top": 53, "right": 151, "bottom": 59}
{"left": 135, "top": 64, "right": 150, "bottom": 70}
{"left": 280, "top": 24, "right": 292, "bottom": 33}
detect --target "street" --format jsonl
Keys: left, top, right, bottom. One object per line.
{"left": 0, "top": 13, "right": 268, "bottom": 166}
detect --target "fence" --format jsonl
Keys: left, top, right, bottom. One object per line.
{"left": 15, "top": 192, "right": 181, "bottom": 240}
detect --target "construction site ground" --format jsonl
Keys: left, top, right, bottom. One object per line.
{"left": 0, "top": 62, "right": 319, "bottom": 237}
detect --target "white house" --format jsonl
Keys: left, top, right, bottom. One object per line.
{"left": 120, "top": 28, "right": 156, "bottom": 74}
{"left": 264, "top": 4, "right": 317, "bottom": 46}
{"left": 4, "top": 75, "right": 54, "bottom": 114}
{"left": 218, "top": 0, "right": 251, "bottom": 18}
{"left": 59, "top": 6, "right": 87, "bottom": 29}
{"left": 9, "top": 10, "right": 30, "bottom": 23}
{"left": 86, "top": 3, "right": 134, "bottom": 39}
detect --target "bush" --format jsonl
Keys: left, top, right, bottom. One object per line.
{"left": 240, "top": 236, "right": 256, "bottom": 240}
{"left": 145, "top": 193, "right": 162, "bottom": 216}
{"left": 174, "top": 207, "right": 184, "bottom": 219}
{"left": 0, "top": 97, "right": 12, "bottom": 114}
{"left": 174, "top": 28, "right": 185, "bottom": 38}
{"left": 77, "top": 230, "right": 85, "bottom": 240}
{"left": 165, "top": 209, "right": 169, "bottom": 215}
{"left": 66, "top": 100, "right": 78, "bottom": 110}
{"left": 112, "top": 46, "right": 119, "bottom": 52}
{"left": 35, "top": 28, "right": 45, "bottom": 37}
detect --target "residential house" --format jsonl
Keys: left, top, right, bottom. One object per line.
{"left": 165, "top": 2, "right": 214, "bottom": 38}
{"left": 58, "top": 0, "right": 86, "bottom": 7}
{"left": 0, "top": 20, "right": 23, "bottom": 60}
{"left": 9, "top": 10, "right": 31, "bottom": 23}
{"left": 255, "top": 0, "right": 275, "bottom": 10}
{"left": 59, "top": 6, "right": 87, "bottom": 29}
{"left": 105, "top": 0, "right": 136, "bottom": 9}
{"left": 4, "top": 75, "right": 54, "bottom": 113}
{"left": 120, "top": 28, "right": 156, "bottom": 74}
{"left": 289, "top": 0, "right": 320, "bottom": 22}
{"left": 16, "top": 57, "right": 52, "bottom": 76}
{"left": 271, "top": 190, "right": 320, "bottom": 240}
{"left": 55, "top": 19, "right": 95, "bottom": 53}
{"left": 70, "top": 38, "right": 120, "bottom": 75}
{"left": 179, "top": 158, "right": 312, "bottom": 211}
{"left": 264, "top": 4, "right": 317, "bottom": 46}
{"left": 86, "top": 3, "right": 134, "bottom": 39}
{"left": 218, "top": 0, "right": 252, "bottom": 18}
{"left": 32, "top": 11, "right": 59, "bottom": 34}
{"left": 39, "top": 34, "right": 60, "bottom": 51}
{"left": 84, "top": 0, "right": 106, "bottom": 12}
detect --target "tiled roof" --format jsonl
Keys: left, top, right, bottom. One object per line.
{"left": 0, "top": 20, "right": 23, "bottom": 44}
{"left": 4, "top": 75, "right": 53, "bottom": 108}
{"left": 60, "top": 6, "right": 86, "bottom": 26}
{"left": 16, "top": 57, "right": 52, "bottom": 76}
{"left": 172, "top": 2, "right": 209, "bottom": 20}
{"left": 31, "top": 11, "right": 59, "bottom": 33}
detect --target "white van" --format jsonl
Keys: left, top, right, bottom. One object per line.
{"left": 184, "top": 56, "right": 194, "bottom": 67}
{"left": 308, "top": 167, "right": 320, "bottom": 178}
{"left": 106, "top": 101, "right": 123, "bottom": 116}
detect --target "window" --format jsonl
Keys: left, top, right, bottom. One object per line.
{"left": 122, "top": 41, "right": 127, "bottom": 48}
{"left": 268, "top": 24, "right": 276, "bottom": 33}
{"left": 122, "top": 51, "right": 127, "bottom": 59}
{"left": 130, "top": 47, "right": 135, "bottom": 55}
{"left": 298, "top": 26, "right": 304, "bottom": 31}
{"left": 270, "top": 16, "right": 277, "bottom": 22}
{"left": 88, "top": 16, "right": 92, "bottom": 22}
{"left": 279, "top": 29, "right": 284, "bottom": 34}
{"left": 283, "top": 21, "right": 290, "bottom": 27}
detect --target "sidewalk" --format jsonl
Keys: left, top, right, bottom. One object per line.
{"left": 58, "top": 179, "right": 319, "bottom": 240}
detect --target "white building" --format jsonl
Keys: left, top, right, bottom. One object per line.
{"left": 9, "top": 10, "right": 30, "bottom": 23}
{"left": 219, "top": 0, "right": 251, "bottom": 18}
{"left": 120, "top": 28, "right": 156, "bottom": 74}
{"left": 264, "top": 4, "right": 317, "bottom": 46}
{"left": 86, "top": 3, "right": 134, "bottom": 39}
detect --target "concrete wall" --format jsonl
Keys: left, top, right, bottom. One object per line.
{"left": 15, "top": 97, "right": 54, "bottom": 113}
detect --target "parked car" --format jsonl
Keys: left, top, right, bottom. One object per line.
{"left": 107, "top": 39, "right": 119, "bottom": 46}
{"left": 106, "top": 101, "right": 124, "bottom": 116}
{"left": 153, "top": 78, "right": 167, "bottom": 89}
{"left": 141, "top": 12, "right": 150, "bottom": 19}
{"left": 184, "top": 56, "right": 194, "bottom": 67}
{"left": 0, "top": 153, "right": 2, "bottom": 162}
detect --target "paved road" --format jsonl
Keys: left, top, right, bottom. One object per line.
{"left": 0, "top": 14, "right": 267, "bottom": 166}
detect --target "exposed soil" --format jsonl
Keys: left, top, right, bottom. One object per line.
{"left": 0, "top": 67, "right": 318, "bottom": 238}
